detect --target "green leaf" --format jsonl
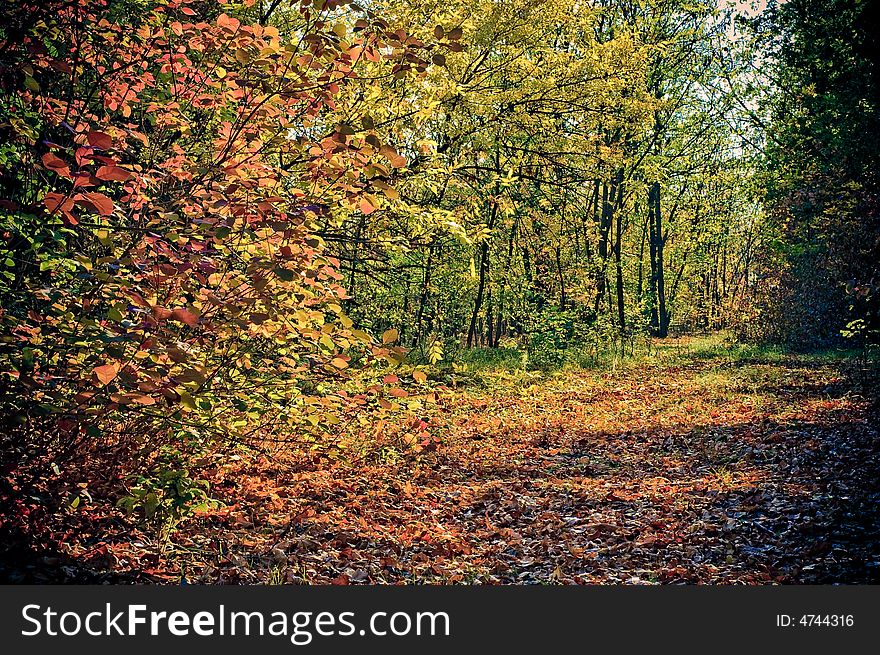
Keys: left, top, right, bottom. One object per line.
{"left": 275, "top": 267, "right": 295, "bottom": 281}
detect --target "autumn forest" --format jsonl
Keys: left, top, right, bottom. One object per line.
{"left": 1, "top": 0, "right": 878, "bottom": 584}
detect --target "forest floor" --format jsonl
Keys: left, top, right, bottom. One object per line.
{"left": 4, "top": 337, "right": 880, "bottom": 584}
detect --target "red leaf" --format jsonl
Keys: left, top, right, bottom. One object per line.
{"left": 96, "top": 165, "right": 132, "bottom": 182}
{"left": 87, "top": 131, "right": 113, "bottom": 150}
{"left": 93, "top": 363, "right": 118, "bottom": 386}
{"left": 43, "top": 192, "right": 77, "bottom": 224}
{"left": 171, "top": 308, "right": 199, "bottom": 327}
{"left": 44, "top": 192, "right": 73, "bottom": 213}
{"left": 76, "top": 192, "right": 114, "bottom": 216}
{"left": 72, "top": 172, "right": 96, "bottom": 188}
{"left": 41, "top": 152, "right": 71, "bottom": 178}
{"left": 75, "top": 147, "right": 94, "bottom": 167}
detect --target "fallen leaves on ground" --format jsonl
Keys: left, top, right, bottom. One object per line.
{"left": 2, "top": 349, "right": 878, "bottom": 584}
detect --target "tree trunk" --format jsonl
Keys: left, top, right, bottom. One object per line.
{"left": 648, "top": 181, "right": 669, "bottom": 337}
{"left": 594, "top": 181, "right": 611, "bottom": 315}
{"left": 467, "top": 240, "right": 490, "bottom": 348}
{"left": 614, "top": 196, "right": 626, "bottom": 331}
{"left": 636, "top": 203, "right": 648, "bottom": 304}
{"left": 467, "top": 200, "right": 498, "bottom": 348}
{"left": 415, "top": 244, "right": 434, "bottom": 343}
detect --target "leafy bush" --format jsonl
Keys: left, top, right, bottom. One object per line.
{"left": 117, "top": 447, "right": 220, "bottom": 527}
{"left": 0, "top": 0, "right": 433, "bottom": 517}
{"left": 525, "top": 307, "right": 594, "bottom": 370}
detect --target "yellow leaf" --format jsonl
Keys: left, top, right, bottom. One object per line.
{"left": 381, "top": 328, "right": 399, "bottom": 344}
{"left": 178, "top": 391, "right": 197, "bottom": 411}
{"left": 351, "top": 329, "right": 371, "bottom": 342}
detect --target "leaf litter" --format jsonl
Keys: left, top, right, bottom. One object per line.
{"left": 2, "top": 352, "right": 878, "bottom": 584}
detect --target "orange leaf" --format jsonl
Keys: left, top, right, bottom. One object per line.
{"left": 217, "top": 13, "right": 241, "bottom": 32}
{"left": 93, "top": 363, "right": 118, "bottom": 386}
{"left": 389, "top": 387, "right": 409, "bottom": 398}
{"left": 151, "top": 306, "right": 172, "bottom": 321}
{"left": 380, "top": 145, "right": 407, "bottom": 168}
{"left": 413, "top": 370, "right": 427, "bottom": 383}
{"left": 381, "top": 328, "right": 398, "bottom": 343}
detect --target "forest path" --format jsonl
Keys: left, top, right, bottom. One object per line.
{"left": 9, "top": 347, "right": 879, "bottom": 584}
{"left": 177, "top": 348, "right": 879, "bottom": 584}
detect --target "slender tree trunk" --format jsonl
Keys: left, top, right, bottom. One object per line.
{"left": 614, "top": 197, "right": 625, "bottom": 331}
{"left": 415, "top": 244, "right": 434, "bottom": 343}
{"left": 585, "top": 179, "right": 600, "bottom": 261}
{"left": 555, "top": 245, "right": 567, "bottom": 309}
{"left": 486, "top": 291, "right": 494, "bottom": 346}
{"left": 467, "top": 200, "right": 498, "bottom": 348}
{"left": 636, "top": 202, "right": 648, "bottom": 304}
{"left": 467, "top": 240, "right": 489, "bottom": 348}
{"left": 493, "top": 218, "right": 517, "bottom": 346}
{"left": 594, "top": 181, "right": 611, "bottom": 315}
{"left": 648, "top": 181, "right": 669, "bottom": 337}
{"left": 494, "top": 297, "right": 504, "bottom": 347}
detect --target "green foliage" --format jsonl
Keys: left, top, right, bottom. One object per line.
{"left": 842, "top": 280, "right": 880, "bottom": 347}
{"left": 526, "top": 308, "right": 588, "bottom": 370}
{"left": 321, "top": 0, "right": 764, "bottom": 361}
{"left": 117, "top": 447, "right": 220, "bottom": 526}
{"left": 744, "top": 0, "right": 880, "bottom": 347}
